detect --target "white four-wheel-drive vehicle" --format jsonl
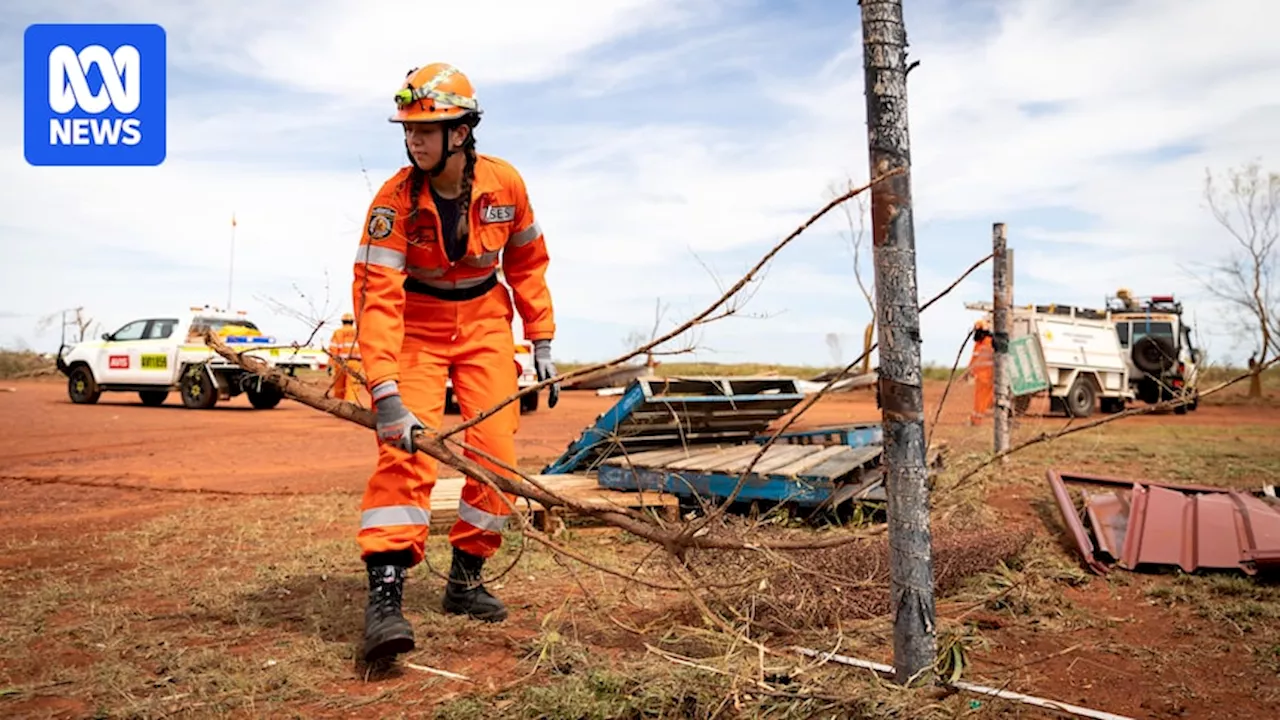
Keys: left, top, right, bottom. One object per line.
{"left": 1106, "top": 289, "right": 1201, "bottom": 414}
{"left": 56, "top": 306, "right": 327, "bottom": 409}
{"left": 967, "top": 302, "right": 1136, "bottom": 418}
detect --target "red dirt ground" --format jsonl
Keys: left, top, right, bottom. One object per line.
{"left": 2, "top": 376, "right": 1279, "bottom": 718}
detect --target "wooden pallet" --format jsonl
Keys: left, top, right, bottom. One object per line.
{"left": 427, "top": 472, "right": 681, "bottom": 529}
{"left": 595, "top": 442, "right": 885, "bottom": 506}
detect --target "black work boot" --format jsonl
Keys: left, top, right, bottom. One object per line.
{"left": 442, "top": 547, "right": 508, "bottom": 622}
{"left": 362, "top": 562, "right": 415, "bottom": 663}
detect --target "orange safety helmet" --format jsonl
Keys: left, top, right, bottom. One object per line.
{"left": 974, "top": 317, "right": 991, "bottom": 332}
{"left": 390, "top": 63, "right": 482, "bottom": 124}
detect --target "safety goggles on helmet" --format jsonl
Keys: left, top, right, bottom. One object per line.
{"left": 393, "top": 86, "right": 479, "bottom": 113}
{"left": 390, "top": 63, "right": 482, "bottom": 124}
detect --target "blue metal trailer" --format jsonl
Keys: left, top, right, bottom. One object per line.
{"left": 541, "top": 376, "right": 887, "bottom": 511}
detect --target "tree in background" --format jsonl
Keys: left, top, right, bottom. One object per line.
{"left": 36, "top": 306, "right": 100, "bottom": 345}
{"left": 1194, "top": 161, "right": 1278, "bottom": 398}
{"left": 829, "top": 178, "right": 876, "bottom": 375}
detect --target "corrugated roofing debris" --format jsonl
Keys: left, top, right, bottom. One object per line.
{"left": 1048, "top": 469, "right": 1280, "bottom": 577}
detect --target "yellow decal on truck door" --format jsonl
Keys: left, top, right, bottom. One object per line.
{"left": 140, "top": 353, "right": 169, "bottom": 370}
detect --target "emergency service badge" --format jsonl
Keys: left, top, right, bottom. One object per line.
{"left": 481, "top": 203, "right": 516, "bottom": 224}
{"left": 367, "top": 206, "right": 396, "bottom": 240}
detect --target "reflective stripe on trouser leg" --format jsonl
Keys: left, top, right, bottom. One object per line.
{"left": 357, "top": 336, "right": 450, "bottom": 565}
{"left": 362, "top": 505, "right": 431, "bottom": 528}
{"left": 457, "top": 499, "right": 509, "bottom": 533}
{"left": 446, "top": 308, "right": 520, "bottom": 560}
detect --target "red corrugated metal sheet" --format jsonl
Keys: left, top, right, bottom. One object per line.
{"left": 1048, "top": 470, "right": 1280, "bottom": 576}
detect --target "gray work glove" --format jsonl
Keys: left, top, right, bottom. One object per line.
{"left": 532, "top": 339, "right": 559, "bottom": 408}
{"left": 370, "top": 380, "right": 426, "bottom": 453}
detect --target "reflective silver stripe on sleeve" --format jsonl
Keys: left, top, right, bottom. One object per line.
{"left": 457, "top": 500, "right": 509, "bottom": 533}
{"left": 508, "top": 221, "right": 542, "bottom": 247}
{"left": 361, "top": 505, "right": 430, "bottom": 529}
{"left": 355, "top": 244, "right": 407, "bottom": 271}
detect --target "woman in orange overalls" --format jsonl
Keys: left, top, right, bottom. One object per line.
{"left": 349, "top": 62, "right": 559, "bottom": 663}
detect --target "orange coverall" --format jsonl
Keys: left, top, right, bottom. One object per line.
{"left": 327, "top": 323, "right": 363, "bottom": 403}
{"left": 352, "top": 153, "right": 554, "bottom": 565}
{"left": 969, "top": 335, "right": 994, "bottom": 423}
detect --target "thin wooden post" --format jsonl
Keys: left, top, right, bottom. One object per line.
{"left": 860, "top": 0, "right": 936, "bottom": 686}
{"left": 993, "top": 223, "right": 1011, "bottom": 460}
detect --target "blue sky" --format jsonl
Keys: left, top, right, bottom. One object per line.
{"left": 2, "top": 0, "right": 1278, "bottom": 368}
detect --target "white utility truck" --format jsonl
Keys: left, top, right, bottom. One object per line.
{"left": 966, "top": 302, "right": 1135, "bottom": 418}
{"left": 56, "top": 306, "right": 327, "bottom": 409}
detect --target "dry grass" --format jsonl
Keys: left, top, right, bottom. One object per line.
{"left": 0, "top": 349, "right": 56, "bottom": 379}
{"left": 3, "top": 386, "right": 1280, "bottom": 718}
{"left": 0, "top": 491, "right": 1005, "bottom": 719}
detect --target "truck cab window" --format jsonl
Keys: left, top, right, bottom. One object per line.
{"left": 110, "top": 320, "right": 148, "bottom": 341}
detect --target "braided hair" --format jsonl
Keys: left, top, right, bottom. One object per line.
{"left": 454, "top": 131, "right": 477, "bottom": 246}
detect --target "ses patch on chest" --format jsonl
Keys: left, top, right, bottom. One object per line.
{"left": 481, "top": 204, "right": 516, "bottom": 224}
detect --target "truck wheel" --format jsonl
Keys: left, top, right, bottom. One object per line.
{"left": 247, "top": 383, "right": 284, "bottom": 409}
{"left": 1065, "top": 377, "right": 1096, "bottom": 418}
{"left": 180, "top": 367, "right": 219, "bottom": 409}
{"left": 138, "top": 391, "right": 168, "bottom": 407}
{"left": 67, "top": 365, "right": 101, "bottom": 404}
{"left": 521, "top": 390, "right": 539, "bottom": 413}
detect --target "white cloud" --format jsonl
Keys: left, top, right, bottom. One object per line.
{"left": 2, "top": 0, "right": 1278, "bottom": 371}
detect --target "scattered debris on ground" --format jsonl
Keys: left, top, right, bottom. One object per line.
{"left": 1048, "top": 468, "right": 1280, "bottom": 577}
{"left": 689, "top": 519, "right": 1035, "bottom": 632}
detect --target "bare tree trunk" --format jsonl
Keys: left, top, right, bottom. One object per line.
{"left": 992, "top": 223, "right": 1011, "bottom": 458}
{"left": 859, "top": 0, "right": 937, "bottom": 686}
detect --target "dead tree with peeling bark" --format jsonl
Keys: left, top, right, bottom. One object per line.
{"left": 1189, "top": 161, "right": 1279, "bottom": 398}
{"left": 37, "top": 306, "right": 98, "bottom": 346}
{"left": 992, "top": 223, "right": 1011, "bottom": 459}
{"left": 859, "top": 0, "right": 937, "bottom": 688}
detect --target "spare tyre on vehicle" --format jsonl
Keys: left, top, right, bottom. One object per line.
{"left": 1132, "top": 335, "right": 1177, "bottom": 374}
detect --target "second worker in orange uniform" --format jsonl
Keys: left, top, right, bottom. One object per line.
{"left": 966, "top": 318, "right": 994, "bottom": 425}
{"left": 350, "top": 62, "right": 560, "bottom": 664}
{"left": 327, "top": 313, "right": 362, "bottom": 403}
